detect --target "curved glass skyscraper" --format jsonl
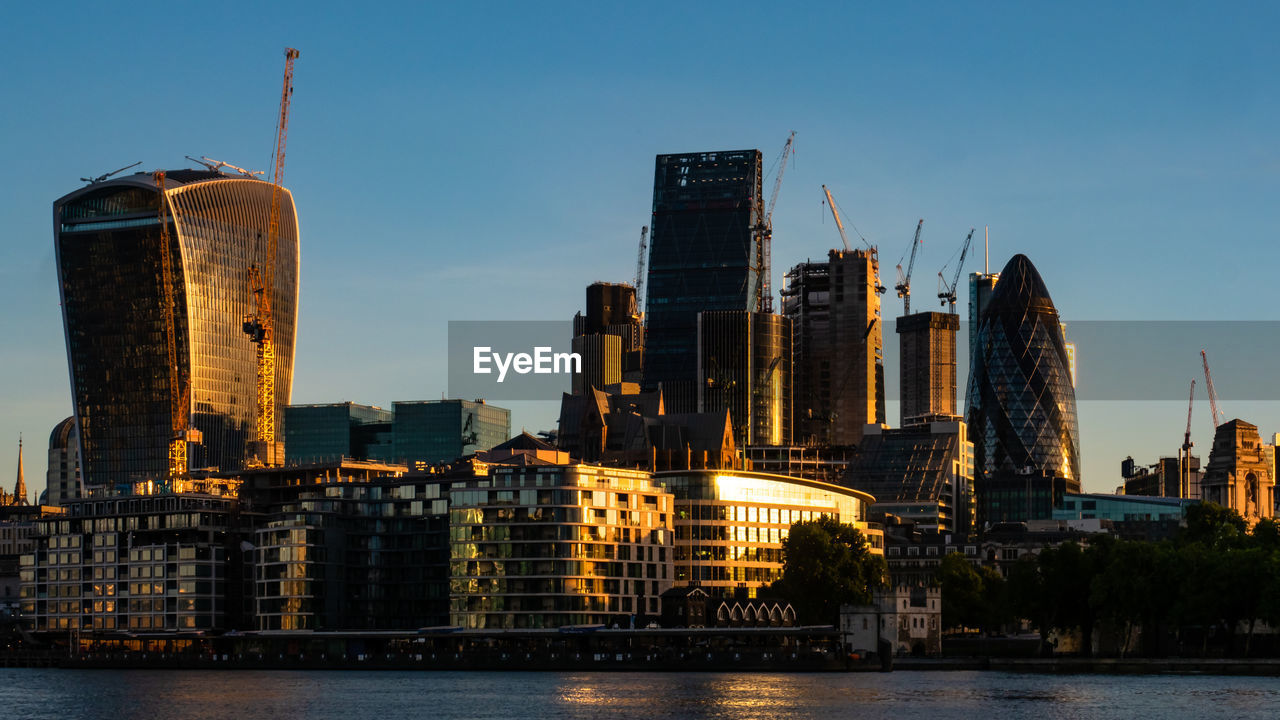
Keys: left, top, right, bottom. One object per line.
{"left": 965, "top": 254, "right": 1079, "bottom": 524}
{"left": 54, "top": 169, "right": 299, "bottom": 490}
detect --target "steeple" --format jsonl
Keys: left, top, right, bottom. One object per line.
{"left": 14, "top": 434, "right": 28, "bottom": 506}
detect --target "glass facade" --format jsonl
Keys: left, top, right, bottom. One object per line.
{"left": 449, "top": 465, "right": 674, "bottom": 629}
{"left": 283, "top": 402, "right": 394, "bottom": 464}
{"left": 655, "top": 470, "right": 882, "bottom": 596}
{"left": 391, "top": 400, "right": 510, "bottom": 469}
{"left": 697, "top": 311, "right": 792, "bottom": 446}
{"left": 54, "top": 171, "right": 299, "bottom": 488}
{"left": 643, "top": 150, "right": 764, "bottom": 413}
{"left": 965, "top": 254, "right": 1080, "bottom": 524}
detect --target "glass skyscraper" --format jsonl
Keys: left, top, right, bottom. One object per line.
{"left": 965, "top": 254, "right": 1080, "bottom": 524}
{"left": 54, "top": 169, "right": 299, "bottom": 490}
{"left": 643, "top": 150, "right": 764, "bottom": 413}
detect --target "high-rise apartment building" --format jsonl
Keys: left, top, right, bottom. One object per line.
{"left": 783, "top": 249, "right": 885, "bottom": 446}
{"left": 53, "top": 169, "right": 299, "bottom": 489}
{"left": 643, "top": 150, "right": 764, "bottom": 413}
{"left": 897, "top": 312, "right": 960, "bottom": 426}
{"left": 697, "top": 311, "right": 791, "bottom": 446}
{"left": 966, "top": 255, "right": 1080, "bottom": 525}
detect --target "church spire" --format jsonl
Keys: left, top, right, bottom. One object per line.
{"left": 14, "top": 434, "right": 28, "bottom": 506}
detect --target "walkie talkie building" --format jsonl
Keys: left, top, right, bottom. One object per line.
{"left": 53, "top": 169, "right": 299, "bottom": 491}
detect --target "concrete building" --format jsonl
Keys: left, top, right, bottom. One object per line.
{"left": 654, "top": 469, "right": 882, "bottom": 596}
{"left": 571, "top": 333, "right": 622, "bottom": 395}
{"left": 283, "top": 402, "right": 394, "bottom": 464}
{"left": 1202, "top": 419, "right": 1275, "bottom": 524}
{"left": 841, "top": 585, "right": 942, "bottom": 656}
{"left": 965, "top": 255, "right": 1080, "bottom": 525}
{"left": 847, "top": 420, "right": 975, "bottom": 535}
{"left": 54, "top": 169, "right": 300, "bottom": 488}
{"left": 1121, "top": 455, "right": 1202, "bottom": 499}
{"left": 697, "top": 310, "right": 792, "bottom": 446}
{"left": 783, "top": 249, "right": 886, "bottom": 446}
{"left": 448, "top": 464, "right": 675, "bottom": 629}
{"left": 643, "top": 150, "right": 765, "bottom": 413}
{"left": 897, "top": 312, "right": 960, "bottom": 426}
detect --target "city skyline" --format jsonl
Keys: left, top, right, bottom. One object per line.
{"left": 4, "top": 3, "right": 1280, "bottom": 494}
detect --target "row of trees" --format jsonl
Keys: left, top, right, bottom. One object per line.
{"left": 938, "top": 504, "right": 1280, "bottom": 656}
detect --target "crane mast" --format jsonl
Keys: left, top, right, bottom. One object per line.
{"left": 758, "top": 131, "right": 795, "bottom": 314}
{"left": 244, "top": 47, "right": 298, "bottom": 467}
{"left": 895, "top": 219, "right": 923, "bottom": 315}
{"left": 1182, "top": 379, "right": 1195, "bottom": 499}
{"left": 633, "top": 225, "right": 648, "bottom": 320}
{"left": 1201, "top": 349, "right": 1223, "bottom": 433}
{"left": 937, "top": 228, "right": 974, "bottom": 312}
{"left": 822, "top": 185, "right": 886, "bottom": 294}
{"left": 154, "top": 171, "right": 190, "bottom": 484}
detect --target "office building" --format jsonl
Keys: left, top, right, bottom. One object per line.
{"left": 53, "top": 169, "right": 299, "bottom": 489}
{"left": 847, "top": 420, "right": 975, "bottom": 535}
{"left": 1121, "top": 455, "right": 1202, "bottom": 499}
{"left": 1202, "top": 419, "right": 1275, "bottom": 524}
{"left": 655, "top": 469, "right": 882, "bottom": 595}
{"left": 783, "top": 249, "right": 886, "bottom": 446}
{"left": 643, "top": 150, "right": 765, "bottom": 412}
{"left": 46, "top": 417, "right": 81, "bottom": 506}
{"left": 965, "top": 255, "right": 1080, "bottom": 525}
{"left": 743, "top": 445, "right": 853, "bottom": 486}
{"left": 572, "top": 282, "right": 643, "bottom": 388}
{"left": 283, "top": 402, "right": 393, "bottom": 464}
{"left": 391, "top": 400, "right": 510, "bottom": 469}
{"left": 897, "top": 312, "right": 960, "bottom": 426}
{"left": 448, "top": 464, "right": 675, "bottom": 629}
{"left": 697, "top": 311, "right": 791, "bottom": 446}
{"left": 968, "top": 270, "right": 999, "bottom": 364}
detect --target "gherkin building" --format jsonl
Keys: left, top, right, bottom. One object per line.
{"left": 54, "top": 169, "right": 299, "bottom": 491}
{"left": 965, "top": 254, "right": 1079, "bottom": 524}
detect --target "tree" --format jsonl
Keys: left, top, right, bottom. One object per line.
{"left": 770, "top": 517, "right": 887, "bottom": 624}
{"left": 1181, "top": 502, "right": 1247, "bottom": 549}
{"left": 936, "top": 553, "right": 985, "bottom": 630}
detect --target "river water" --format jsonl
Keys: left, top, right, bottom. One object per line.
{"left": 0, "top": 669, "right": 1275, "bottom": 719}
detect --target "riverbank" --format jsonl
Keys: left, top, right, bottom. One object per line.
{"left": 895, "top": 656, "right": 1280, "bottom": 675}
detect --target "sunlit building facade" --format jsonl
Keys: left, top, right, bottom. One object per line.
{"left": 965, "top": 254, "right": 1080, "bottom": 525}
{"left": 449, "top": 465, "right": 675, "bottom": 629}
{"left": 654, "top": 469, "right": 882, "bottom": 595}
{"left": 53, "top": 169, "right": 300, "bottom": 489}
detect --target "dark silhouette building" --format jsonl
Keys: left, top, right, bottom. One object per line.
{"left": 53, "top": 169, "right": 299, "bottom": 489}
{"left": 572, "top": 282, "right": 643, "bottom": 390}
{"left": 783, "top": 249, "right": 886, "bottom": 446}
{"left": 642, "top": 150, "right": 764, "bottom": 413}
{"left": 965, "top": 254, "right": 1080, "bottom": 525}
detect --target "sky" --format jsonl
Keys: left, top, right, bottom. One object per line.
{"left": 2, "top": 1, "right": 1279, "bottom": 497}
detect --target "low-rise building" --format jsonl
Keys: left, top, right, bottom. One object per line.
{"left": 841, "top": 585, "right": 942, "bottom": 656}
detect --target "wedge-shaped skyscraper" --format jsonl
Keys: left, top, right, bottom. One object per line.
{"left": 54, "top": 169, "right": 299, "bottom": 490}
{"left": 965, "top": 254, "right": 1079, "bottom": 524}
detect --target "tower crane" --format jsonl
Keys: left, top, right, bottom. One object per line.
{"left": 82, "top": 161, "right": 141, "bottom": 185}
{"left": 937, "top": 228, "right": 974, "bottom": 313}
{"left": 822, "top": 185, "right": 886, "bottom": 294}
{"left": 153, "top": 171, "right": 192, "bottom": 484}
{"left": 1201, "top": 349, "right": 1224, "bottom": 432}
{"left": 1181, "top": 379, "right": 1195, "bottom": 499}
{"left": 633, "top": 225, "right": 648, "bottom": 320}
{"left": 894, "top": 219, "right": 923, "bottom": 315}
{"left": 243, "top": 47, "right": 299, "bottom": 468}
{"left": 758, "top": 131, "right": 795, "bottom": 314}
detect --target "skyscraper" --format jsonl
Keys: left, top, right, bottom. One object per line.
{"left": 966, "top": 254, "right": 1080, "bottom": 524}
{"left": 54, "top": 169, "right": 299, "bottom": 490}
{"left": 783, "top": 249, "right": 885, "bottom": 446}
{"left": 643, "top": 150, "right": 764, "bottom": 413}
{"left": 571, "top": 282, "right": 643, "bottom": 391}
{"left": 697, "top": 310, "right": 791, "bottom": 446}
{"left": 897, "top": 311, "right": 959, "bottom": 425}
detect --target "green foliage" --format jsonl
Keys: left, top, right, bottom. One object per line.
{"left": 935, "top": 553, "right": 1010, "bottom": 632}
{"left": 771, "top": 516, "right": 887, "bottom": 624}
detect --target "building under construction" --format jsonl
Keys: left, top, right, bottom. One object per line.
{"left": 897, "top": 311, "right": 960, "bottom": 426}
{"left": 53, "top": 169, "right": 300, "bottom": 490}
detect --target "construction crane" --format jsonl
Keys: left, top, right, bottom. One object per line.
{"left": 758, "top": 131, "right": 795, "bottom": 313}
{"left": 1181, "top": 379, "right": 1195, "bottom": 499}
{"left": 153, "top": 171, "right": 191, "bottom": 484}
{"left": 243, "top": 47, "right": 299, "bottom": 467}
{"left": 1201, "top": 349, "right": 1224, "bottom": 432}
{"left": 632, "top": 226, "right": 648, "bottom": 320}
{"left": 937, "top": 228, "right": 974, "bottom": 312}
{"left": 81, "top": 161, "right": 141, "bottom": 185}
{"left": 895, "top": 219, "right": 924, "bottom": 315}
{"left": 822, "top": 185, "right": 886, "bottom": 294}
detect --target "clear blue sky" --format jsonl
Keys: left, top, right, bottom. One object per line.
{"left": 3, "top": 1, "right": 1278, "bottom": 496}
